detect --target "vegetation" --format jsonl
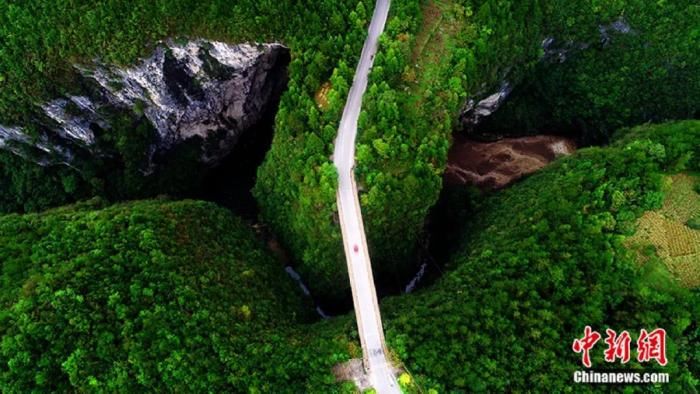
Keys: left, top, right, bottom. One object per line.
{"left": 375, "top": 121, "right": 700, "bottom": 392}
{"left": 1, "top": 0, "right": 697, "bottom": 304}
{"left": 0, "top": 0, "right": 698, "bottom": 389}
{"left": 253, "top": 1, "right": 374, "bottom": 301}
{"left": 0, "top": 0, "right": 369, "bottom": 215}
{"left": 260, "top": 0, "right": 700, "bottom": 300}
{"left": 476, "top": 0, "right": 700, "bottom": 144}
{"left": 1, "top": 121, "right": 698, "bottom": 392}
{"left": 257, "top": 0, "right": 559, "bottom": 300}
{"left": 0, "top": 198, "right": 359, "bottom": 392}
{"left": 0, "top": 115, "right": 207, "bottom": 214}
{"left": 0, "top": 151, "right": 93, "bottom": 213}
{"left": 355, "top": 0, "right": 547, "bottom": 285}
{"left": 623, "top": 132, "right": 700, "bottom": 288}
{"left": 0, "top": 0, "right": 368, "bottom": 123}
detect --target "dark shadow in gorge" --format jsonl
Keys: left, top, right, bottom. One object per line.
{"left": 190, "top": 45, "right": 297, "bottom": 220}
{"left": 397, "top": 183, "right": 481, "bottom": 296}
{"left": 402, "top": 129, "right": 586, "bottom": 296}
{"left": 178, "top": 61, "right": 335, "bottom": 321}
{"left": 196, "top": 102, "right": 278, "bottom": 221}
{"left": 195, "top": 106, "right": 335, "bottom": 320}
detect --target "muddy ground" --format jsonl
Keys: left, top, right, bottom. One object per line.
{"left": 445, "top": 134, "right": 576, "bottom": 189}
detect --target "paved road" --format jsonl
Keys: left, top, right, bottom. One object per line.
{"left": 332, "top": 1, "right": 398, "bottom": 393}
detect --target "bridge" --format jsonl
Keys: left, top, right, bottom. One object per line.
{"left": 332, "top": 0, "right": 399, "bottom": 393}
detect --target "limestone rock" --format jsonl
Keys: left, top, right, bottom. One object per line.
{"left": 0, "top": 39, "right": 290, "bottom": 173}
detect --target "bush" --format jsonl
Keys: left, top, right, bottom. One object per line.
{"left": 687, "top": 218, "right": 700, "bottom": 230}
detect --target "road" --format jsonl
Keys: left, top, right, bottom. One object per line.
{"left": 332, "top": 0, "right": 399, "bottom": 393}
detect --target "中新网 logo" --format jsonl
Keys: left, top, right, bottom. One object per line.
{"left": 572, "top": 326, "right": 667, "bottom": 367}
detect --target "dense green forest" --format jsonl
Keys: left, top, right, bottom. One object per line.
{"left": 1, "top": 121, "right": 697, "bottom": 392}
{"left": 0, "top": 0, "right": 368, "bottom": 214}
{"left": 1, "top": 0, "right": 698, "bottom": 302}
{"left": 256, "top": 0, "right": 561, "bottom": 300}
{"left": 375, "top": 120, "right": 700, "bottom": 392}
{"left": 0, "top": 0, "right": 366, "bottom": 122}
{"left": 0, "top": 1, "right": 698, "bottom": 391}
{"left": 0, "top": 199, "right": 358, "bottom": 392}
{"left": 475, "top": 0, "right": 700, "bottom": 144}
{"left": 258, "top": 0, "right": 700, "bottom": 301}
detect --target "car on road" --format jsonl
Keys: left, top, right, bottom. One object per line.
{"left": 353, "top": 244, "right": 359, "bottom": 253}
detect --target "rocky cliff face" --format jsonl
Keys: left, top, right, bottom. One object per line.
{"left": 0, "top": 39, "right": 290, "bottom": 172}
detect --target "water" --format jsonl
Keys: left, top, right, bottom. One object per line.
{"left": 404, "top": 262, "right": 427, "bottom": 293}
{"left": 285, "top": 266, "right": 330, "bottom": 319}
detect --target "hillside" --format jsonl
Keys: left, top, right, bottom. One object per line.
{"left": 0, "top": 122, "right": 698, "bottom": 392}
{"left": 375, "top": 121, "right": 700, "bottom": 392}
{"left": 0, "top": 1, "right": 697, "bottom": 391}
{"left": 1, "top": 0, "right": 698, "bottom": 303}
{"left": 0, "top": 0, "right": 369, "bottom": 214}
{"left": 0, "top": 199, "right": 353, "bottom": 392}
{"left": 257, "top": 0, "right": 700, "bottom": 301}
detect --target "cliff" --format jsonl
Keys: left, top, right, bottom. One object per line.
{"left": 0, "top": 39, "right": 289, "bottom": 173}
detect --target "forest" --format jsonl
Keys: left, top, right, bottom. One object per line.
{"left": 1, "top": 0, "right": 698, "bottom": 301}
{"left": 475, "top": 0, "right": 700, "bottom": 144}
{"left": 378, "top": 120, "right": 700, "bottom": 392}
{"left": 1, "top": 121, "right": 697, "bottom": 392}
{"left": 258, "top": 0, "right": 700, "bottom": 301}
{"left": 0, "top": 0, "right": 698, "bottom": 391}
{"left": 0, "top": 0, "right": 369, "bottom": 214}
{"left": 0, "top": 199, "right": 358, "bottom": 392}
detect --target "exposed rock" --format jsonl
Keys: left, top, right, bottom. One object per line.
{"left": 599, "top": 17, "right": 633, "bottom": 46}
{"left": 86, "top": 40, "right": 289, "bottom": 167}
{"left": 0, "top": 39, "right": 290, "bottom": 172}
{"left": 404, "top": 262, "right": 427, "bottom": 293}
{"left": 460, "top": 82, "right": 512, "bottom": 129}
{"left": 41, "top": 97, "right": 103, "bottom": 146}
{"left": 0, "top": 125, "right": 30, "bottom": 150}
{"left": 333, "top": 359, "right": 372, "bottom": 391}
{"left": 541, "top": 37, "right": 590, "bottom": 64}
{"left": 333, "top": 358, "right": 402, "bottom": 392}
{"left": 543, "top": 17, "right": 632, "bottom": 65}
{"left": 0, "top": 124, "right": 73, "bottom": 165}
{"left": 445, "top": 135, "right": 576, "bottom": 189}
{"left": 284, "top": 265, "right": 330, "bottom": 319}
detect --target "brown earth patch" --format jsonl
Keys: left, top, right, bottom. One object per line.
{"left": 444, "top": 134, "right": 576, "bottom": 189}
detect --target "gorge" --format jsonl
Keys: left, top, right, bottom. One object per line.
{"left": 0, "top": 1, "right": 698, "bottom": 392}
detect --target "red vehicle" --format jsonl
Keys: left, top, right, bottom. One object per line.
{"left": 353, "top": 244, "right": 359, "bottom": 253}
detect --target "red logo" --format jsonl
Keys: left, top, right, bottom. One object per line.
{"left": 572, "top": 325, "right": 601, "bottom": 368}
{"left": 604, "top": 329, "right": 631, "bottom": 364}
{"left": 573, "top": 327, "right": 667, "bottom": 367}
{"left": 637, "top": 328, "right": 667, "bottom": 366}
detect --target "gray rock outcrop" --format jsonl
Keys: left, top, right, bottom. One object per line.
{"left": 460, "top": 82, "right": 512, "bottom": 129}
{"left": 0, "top": 39, "right": 290, "bottom": 172}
